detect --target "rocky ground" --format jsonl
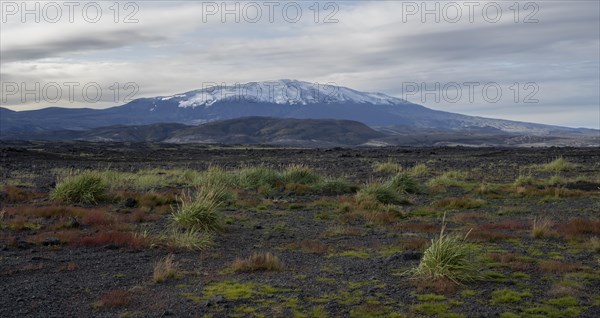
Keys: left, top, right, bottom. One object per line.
{"left": 1, "top": 141, "right": 599, "bottom": 318}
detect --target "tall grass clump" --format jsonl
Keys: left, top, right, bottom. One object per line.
{"left": 410, "top": 163, "right": 429, "bottom": 177}
{"left": 389, "top": 172, "right": 422, "bottom": 194}
{"left": 283, "top": 164, "right": 321, "bottom": 185}
{"left": 534, "top": 157, "right": 578, "bottom": 173}
{"left": 427, "top": 170, "right": 472, "bottom": 191}
{"left": 356, "top": 182, "right": 408, "bottom": 206}
{"left": 194, "top": 166, "right": 237, "bottom": 189}
{"left": 513, "top": 175, "right": 535, "bottom": 187}
{"left": 171, "top": 189, "right": 224, "bottom": 231}
{"left": 50, "top": 171, "right": 108, "bottom": 204}
{"left": 162, "top": 228, "right": 214, "bottom": 250}
{"left": 373, "top": 161, "right": 403, "bottom": 174}
{"left": 408, "top": 215, "right": 479, "bottom": 284}
{"left": 311, "top": 179, "right": 357, "bottom": 195}
{"left": 153, "top": 254, "right": 179, "bottom": 283}
{"left": 237, "top": 166, "right": 283, "bottom": 190}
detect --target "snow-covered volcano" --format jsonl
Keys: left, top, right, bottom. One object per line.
{"left": 1, "top": 80, "right": 598, "bottom": 145}
{"left": 161, "top": 79, "right": 406, "bottom": 108}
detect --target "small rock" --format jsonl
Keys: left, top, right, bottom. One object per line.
{"left": 254, "top": 225, "right": 263, "bottom": 230}
{"left": 162, "top": 310, "right": 174, "bottom": 316}
{"left": 386, "top": 251, "right": 422, "bottom": 263}
{"left": 42, "top": 237, "right": 60, "bottom": 246}
{"left": 123, "top": 198, "right": 137, "bottom": 208}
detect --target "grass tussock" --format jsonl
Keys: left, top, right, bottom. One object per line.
{"left": 231, "top": 252, "right": 284, "bottom": 273}
{"left": 356, "top": 182, "right": 408, "bottom": 207}
{"left": 162, "top": 228, "right": 214, "bottom": 250}
{"left": 237, "top": 166, "right": 283, "bottom": 190}
{"left": 50, "top": 172, "right": 107, "bottom": 204}
{"left": 373, "top": 161, "right": 403, "bottom": 174}
{"left": 533, "top": 157, "right": 579, "bottom": 173}
{"left": 408, "top": 215, "right": 479, "bottom": 284}
{"left": 532, "top": 217, "right": 554, "bottom": 238}
{"left": 171, "top": 189, "right": 224, "bottom": 231}
{"left": 283, "top": 164, "right": 321, "bottom": 184}
{"left": 389, "top": 173, "right": 422, "bottom": 194}
{"left": 153, "top": 254, "right": 179, "bottom": 283}
{"left": 426, "top": 170, "right": 472, "bottom": 191}
{"left": 409, "top": 163, "right": 429, "bottom": 176}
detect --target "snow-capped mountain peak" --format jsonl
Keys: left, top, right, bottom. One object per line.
{"left": 160, "top": 80, "right": 407, "bottom": 108}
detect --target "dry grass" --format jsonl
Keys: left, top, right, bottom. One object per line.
{"left": 532, "top": 217, "right": 554, "bottom": 238}
{"left": 284, "top": 240, "right": 331, "bottom": 254}
{"left": 2, "top": 186, "right": 36, "bottom": 203}
{"left": 96, "top": 289, "right": 132, "bottom": 309}
{"left": 559, "top": 218, "right": 600, "bottom": 239}
{"left": 469, "top": 228, "right": 515, "bottom": 242}
{"left": 231, "top": 252, "right": 284, "bottom": 273}
{"left": 82, "top": 210, "right": 115, "bottom": 227}
{"left": 76, "top": 231, "right": 150, "bottom": 249}
{"left": 433, "top": 196, "right": 485, "bottom": 210}
{"left": 398, "top": 238, "right": 429, "bottom": 251}
{"left": 539, "top": 260, "right": 581, "bottom": 274}
{"left": 153, "top": 254, "right": 179, "bottom": 283}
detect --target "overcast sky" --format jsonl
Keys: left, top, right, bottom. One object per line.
{"left": 1, "top": 0, "right": 599, "bottom": 128}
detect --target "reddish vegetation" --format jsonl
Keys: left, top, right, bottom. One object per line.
{"left": 559, "top": 218, "right": 600, "bottom": 239}
{"left": 396, "top": 223, "right": 439, "bottom": 233}
{"left": 76, "top": 231, "right": 149, "bottom": 249}
{"left": 477, "top": 220, "right": 530, "bottom": 231}
{"left": 452, "top": 212, "right": 486, "bottom": 223}
{"left": 98, "top": 289, "right": 133, "bottom": 308}
{"left": 365, "top": 211, "right": 399, "bottom": 225}
{"left": 24, "top": 205, "right": 87, "bottom": 218}
{"left": 488, "top": 252, "right": 517, "bottom": 263}
{"left": 82, "top": 210, "right": 114, "bottom": 227}
{"left": 2, "top": 186, "right": 37, "bottom": 203}
{"left": 539, "top": 260, "right": 581, "bottom": 274}
{"left": 469, "top": 228, "right": 515, "bottom": 242}
{"left": 398, "top": 238, "right": 429, "bottom": 251}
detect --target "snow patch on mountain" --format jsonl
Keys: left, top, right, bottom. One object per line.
{"left": 161, "top": 80, "right": 407, "bottom": 108}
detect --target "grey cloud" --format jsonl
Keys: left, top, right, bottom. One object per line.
{"left": 1, "top": 30, "right": 165, "bottom": 62}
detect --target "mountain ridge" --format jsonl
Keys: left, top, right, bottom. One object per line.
{"left": 1, "top": 80, "right": 598, "bottom": 146}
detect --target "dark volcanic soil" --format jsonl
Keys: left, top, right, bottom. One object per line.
{"left": 1, "top": 141, "right": 599, "bottom": 318}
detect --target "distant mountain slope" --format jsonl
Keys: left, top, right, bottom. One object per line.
{"left": 4, "top": 117, "right": 385, "bottom": 146}
{"left": 167, "top": 117, "right": 385, "bottom": 145}
{"left": 1, "top": 80, "right": 597, "bottom": 145}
